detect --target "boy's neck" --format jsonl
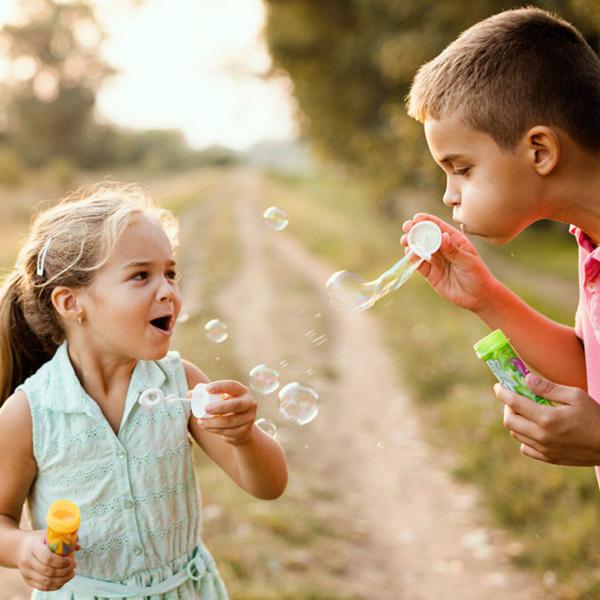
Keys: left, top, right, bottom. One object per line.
{"left": 546, "top": 141, "right": 600, "bottom": 245}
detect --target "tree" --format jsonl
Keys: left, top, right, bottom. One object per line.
{"left": 263, "top": 0, "right": 600, "bottom": 216}
{"left": 1, "top": 0, "right": 116, "bottom": 166}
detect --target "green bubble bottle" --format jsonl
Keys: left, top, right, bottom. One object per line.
{"left": 473, "top": 329, "right": 552, "bottom": 406}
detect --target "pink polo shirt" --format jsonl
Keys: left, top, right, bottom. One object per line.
{"left": 570, "top": 225, "right": 600, "bottom": 483}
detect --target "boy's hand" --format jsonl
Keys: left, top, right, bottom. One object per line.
{"left": 495, "top": 373, "right": 600, "bottom": 466}
{"left": 401, "top": 213, "right": 496, "bottom": 312}
{"left": 196, "top": 380, "right": 257, "bottom": 446}
{"left": 17, "top": 529, "right": 78, "bottom": 591}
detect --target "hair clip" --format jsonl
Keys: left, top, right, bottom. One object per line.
{"left": 36, "top": 237, "right": 54, "bottom": 277}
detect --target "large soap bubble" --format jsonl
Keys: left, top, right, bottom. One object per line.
{"left": 249, "top": 364, "right": 280, "bottom": 394}
{"left": 205, "top": 319, "right": 228, "bottom": 343}
{"left": 278, "top": 382, "right": 319, "bottom": 426}
{"left": 262, "top": 206, "right": 289, "bottom": 231}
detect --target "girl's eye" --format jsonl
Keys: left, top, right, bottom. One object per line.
{"left": 132, "top": 271, "right": 149, "bottom": 281}
{"left": 167, "top": 270, "right": 181, "bottom": 282}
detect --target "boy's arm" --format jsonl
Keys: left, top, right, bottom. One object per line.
{"left": 183, "top": 360, "right": 288, "bottom": 500}
{"left": 476, "top": 278, "right": 587, "bottom": 390}
{"left": 402, "top": 214, "right": 586, "bottom": 389}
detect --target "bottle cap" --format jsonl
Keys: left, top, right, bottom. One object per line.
{"left": 190, "top": 383, "right": 223, "bottom": 418}
{"left": 407, "top": 221, "right": 442, "bottom": 260}
{"left": 47, "top": 499, "right": 80, "bottom": 533}
{"left": 473, "top": 328, "right": 510, "bottom": 359}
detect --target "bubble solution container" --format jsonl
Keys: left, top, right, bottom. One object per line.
{"left": 46, "top": 499, "right": 80, "bottom": 556}
{"left": 473, "top": 329, "right": 552, "bottom": 406}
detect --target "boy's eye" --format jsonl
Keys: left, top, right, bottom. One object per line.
{"left": 452, "top": 167, "right": 470, "bottom": 176}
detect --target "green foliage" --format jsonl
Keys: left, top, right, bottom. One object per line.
{"left": 1, "top": 0, "right": 115, "bottom": 167}
{"left": 263, "top": 0, "right": 600, "bottom": 215}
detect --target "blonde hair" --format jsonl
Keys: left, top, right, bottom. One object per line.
{"left": 0, "top": 182, "right": 179, "bottom": 405}
{"left": 407, "top": 7, "right": 600, "bottom": 152}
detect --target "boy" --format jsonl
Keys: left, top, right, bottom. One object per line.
{"left": 401, "top": 7, "right": 600, "bottom": 475}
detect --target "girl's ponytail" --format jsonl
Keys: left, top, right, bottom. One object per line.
{"left": 0, "top": 271, "right": 55, "bottom": 406}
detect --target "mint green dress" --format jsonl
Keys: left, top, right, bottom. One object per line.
{"left": 17, "top": 341, "right": 228, "bottom": 599}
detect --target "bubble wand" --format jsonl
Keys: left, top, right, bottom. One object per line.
{"left": 326, "top": 221, "right": 442, "bottom": 311}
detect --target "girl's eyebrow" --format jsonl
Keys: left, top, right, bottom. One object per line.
{"left": 123, "top": 259, "right": 176, "bottom": 269}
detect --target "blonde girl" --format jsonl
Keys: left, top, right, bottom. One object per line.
{"left": 0, "top": 183, "right": 288, "bottom": 598}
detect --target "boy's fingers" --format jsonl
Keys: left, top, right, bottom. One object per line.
{"left": 502, "top": 404, "right": 540, "bottom": 440}
{"left": 519, "top": 443, "right": 550, "bottom": 462}
{"left": 493, "top": 383, "right": 546, "bottom": 421}
{"left": 524, "top": 373, "right": 578, "bottom": 405}
{"left": 206, "top": 380, "right": 248, "bottom": 396}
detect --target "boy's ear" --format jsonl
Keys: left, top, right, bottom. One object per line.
{"left": 51, "top": 286, "right": 84, "bottom": 325}
{"left": 525, "top": 126, "right": 560, "bottom": 176}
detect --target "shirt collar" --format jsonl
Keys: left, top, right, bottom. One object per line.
{"left": 570, "top": 225, "right": 600, "bottom": 256}
{"left": 44, "top": 341, "right": 166, "bottom": 417}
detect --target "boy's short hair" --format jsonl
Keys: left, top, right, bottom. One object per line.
{"left": 407, "top": 7, "right": 600, "bottom": 152}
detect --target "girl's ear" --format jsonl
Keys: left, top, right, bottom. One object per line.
{"left": 51, "top": 286, "right": 84, "bottom": 326}
{"left": 525, "top": 126, "right": 560, "bottom": 176}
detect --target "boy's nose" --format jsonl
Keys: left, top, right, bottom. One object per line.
{"left": 442, "top": 186, "right": 461, "bottom": 207}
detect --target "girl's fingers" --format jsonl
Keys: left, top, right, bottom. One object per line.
{"left": 206, "top": 396, "right": 254, "bottom": 415}
{"left": 206, "top": 380, "right": 248, "bottom": 396}
{"left": 30, "top": 553, "right": 75, "bottom": 579}
{"left": 26, "top": 568, "right": 75, "bottom": 591}
{"left": 199, "top": 413, "right": 255, "bottom": 431}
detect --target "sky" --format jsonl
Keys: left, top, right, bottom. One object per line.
{"left": 0, "top": 0, "right": 299, "bottom": 150}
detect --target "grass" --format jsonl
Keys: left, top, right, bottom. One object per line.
{"left": 262, "top": 167, "right": 599, "bottom": 599}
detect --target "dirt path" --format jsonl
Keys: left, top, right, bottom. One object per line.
{"left": 0, "top": 167, "right": 549, "bottom": 599}
{"left": 214, "top": 168, "right": 547, "bottom": 599}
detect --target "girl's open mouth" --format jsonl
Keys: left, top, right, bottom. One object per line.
{"left": 150, "top": 315, "right": 173, "bottom": 335}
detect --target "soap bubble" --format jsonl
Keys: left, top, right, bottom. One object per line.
{"left": 249, "top": 364, "right": 280, "bottom": 394}
{"left": 256, "top": 417, "right": 279, "bottom": 440}
{"left": 262, "top": 206, "right": 289, "bottom": 231}
{"left": 177, "top": 312, "right": 190, "bottom": 324}
{"left": 205, "top": 319, "right": 228, "bottom": 343}
{"left": 278, "top": 382, "right": 319, "bottom": 425}
{"left": 326, "top": 270, "right": 375, "bottom": 311}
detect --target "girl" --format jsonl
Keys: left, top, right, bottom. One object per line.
{"left": 0, "top": 183, "right": 288, "bottom": 598}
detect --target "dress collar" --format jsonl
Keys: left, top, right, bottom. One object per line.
{"left": 44, "top": 342, "right": 166, "bottom": 420}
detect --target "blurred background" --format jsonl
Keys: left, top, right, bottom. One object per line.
{"left": 1, "top": 1, "right": 600, "bottom": 598}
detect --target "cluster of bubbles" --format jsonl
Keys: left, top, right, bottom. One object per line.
{"left": 248, "top": 363, "right": 319, "bottom": 438}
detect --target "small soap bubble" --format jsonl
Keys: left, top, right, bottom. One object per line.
{"left": 326, "top": 270, "right": 375, "bottom": 311}
{"left": 305, "top": 368, "right": 314, "bottom": 376}
{"left": 279, "top": 360, "right": 289, "bottom": 368}
{"left": 256, "top": 417, "right": 279, "bottom": 440}
{"left": 376, "top": 442, "right": 384, "bottom": 450}
{"left": 278, "top": 382, "right": 319, "bottom": 426}
{"left": 262, "top": 206, "right": 288, "bottom": 231}
{"left": 249, "top": 364, "right": 280, "bottom": 394}
{"left": 314, "top": 312, "right": 322, "bottom": 319}
{"left": 205, "top": 319, "right": 228, "bottom": 343}
{"left": 177, "top": 312, "right": 190, "bottom": 324}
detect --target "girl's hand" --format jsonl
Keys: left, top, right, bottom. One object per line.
{"left": 495, "top": 373, "right": 600, "bottom": 466}
{"left": 17, "top": 529, "right": 78, "bottom": 591}
{"left": 401, "top": 213, "right": 497, "bottom": 313}
{"left": 196, "top": 380, "right": 258, "bottom": 446}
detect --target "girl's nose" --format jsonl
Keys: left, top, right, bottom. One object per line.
{"left": 156, "top": 277, "right": 177, "bottom": 302}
